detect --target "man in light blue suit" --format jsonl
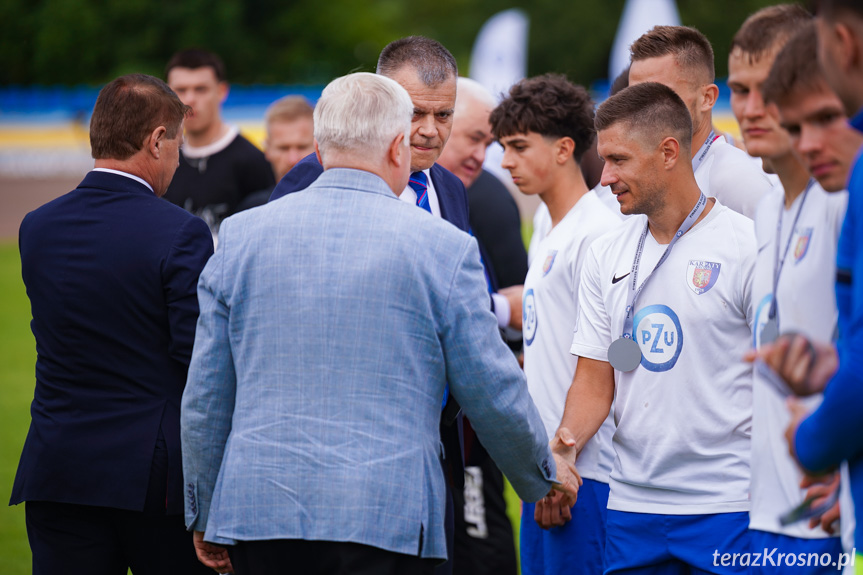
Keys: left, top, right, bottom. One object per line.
{"left": 181, "top": 72, "right": 580, "bottom": 574}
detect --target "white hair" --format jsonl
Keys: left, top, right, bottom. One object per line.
{"left": 456, "top": 77, "right": 496, "bottom": 111}
{"left": 314, "top": 72, "right": 412, "bottom": 161}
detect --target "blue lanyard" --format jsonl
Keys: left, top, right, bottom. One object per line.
{"left": 620, "top": 193, "right": 708, "bottom": 339}
{"left": 768, "top": 179, "right": 815, "bottom": 322}
{"left": 691, "top": 130, "right": 720, "bottom": 173}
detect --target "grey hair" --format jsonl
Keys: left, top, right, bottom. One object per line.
{"left": 376, "top": 36, "right": 458, "bottom": 87}
{"left": 456, "top": 77, "right": 497, "bottom": 111}
{"left": 314, "top": 72, "right": 412, "bottom": 161}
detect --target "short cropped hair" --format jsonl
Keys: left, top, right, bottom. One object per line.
{"left": 812, "top": 0, "right": 863, "bottom": 20}
{"left": 730, "top": 4, "right": 811, "bottom": 64}
{"left": 595, "top": 82, "right": 693, "bottom": 155}
{"left": 166, "top": 48, "right": 227, "bottom": 82}
{"left": 763, "top": 22, "right": 827, "bottom": 105}
{"left": 265, "top": 95, "right": 314, "bottom": 127}
{"left": 314, "top": 72, "right": 412, "bottom": 161}
{"left": 631, "top": 25, "right": 715, "bottom": 83}
{"left": 376, "top": 36, "right": 458, "bottom": 87}
{"left": 90, "top": 74, "right": 189, "bottom": 161}
{"left": 490, "top": 74, "right": 596, "bottom": 162}
{"left": 610, "top": 66, "right": 630, "bottom": 97}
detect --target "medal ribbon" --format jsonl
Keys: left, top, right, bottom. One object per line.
{"left": 620, "top": 193, "right": 708, "bottom": 339}
{"left": 768, "top": 178, "right": 815, "bottom": 325}
{"left": 691, "top": 130, "right": 720, "bottom": 173}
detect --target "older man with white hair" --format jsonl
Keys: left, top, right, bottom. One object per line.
{"left": 439, "top": 77, "right": 528, "bottom": 294}
{"left": 180, "top": 72, "right": 579, "bottom": 575}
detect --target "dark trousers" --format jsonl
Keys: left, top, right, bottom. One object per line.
{"left": 437, "top": 480, "right": 455, "bottom": 575}
{"left": 25, "top": 500, "right": 210, "bottom": 575}
{"left": 228, "top": 539, "right": 438, "bottom": 575}
{"left": 452, "top": 440, "right": 517, "bottom": 575}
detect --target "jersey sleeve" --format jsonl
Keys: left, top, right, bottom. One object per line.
{"left": 570, "top": 243, "right": 611, "bottom": 361}
{"left": 710, "top": 147, "right": 774, "bottom": 219}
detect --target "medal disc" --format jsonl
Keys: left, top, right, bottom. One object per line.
{"left": 761, "top": 318, "right": 779, "bottom": 345}
{"left": 608, "top": 337, "right": 642, "bottom": 372}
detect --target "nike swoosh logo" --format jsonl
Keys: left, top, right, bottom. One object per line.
{"left": 612, "top": 272, "right": 630, "bottom": 284}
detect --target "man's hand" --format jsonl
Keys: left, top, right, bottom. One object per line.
{"left": 801, "top": 473, "right": 841, "bottom": 534}
{"left": 745, "top": 333, "right": 838, "bottom": 396}
{"left": 535, "top": 427, "right": 581, "bottom": 529}
{"left": 534, "top": 489, "right": 573, "bottom": 529}
{"left": 499, "top": 285, "right": 524, "bottom": 330}
{"left": 549, "top": 427, "right": 581, "bottom": 507}
{"left": 193, "top": 530, "right": 233, "bottom": 573}
{"left": 785, "top": 398, "right": 809, "bottom": 462}
{"left": 550, "top": 426, "right": 578, "bottom": 463}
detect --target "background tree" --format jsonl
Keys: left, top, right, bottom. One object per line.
{"left": 0, "top": 0, "right": 793, "bottom": 87}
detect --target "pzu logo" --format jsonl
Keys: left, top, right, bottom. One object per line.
{"left": 523, "top": 288, "right": 537, "bottom": 346}
{"left": 631, "top": 304, "right": 683, "bottom": 372}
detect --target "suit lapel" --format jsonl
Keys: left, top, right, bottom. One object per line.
{"left": 430, "top": 165, "right": 451, "bottom": 223}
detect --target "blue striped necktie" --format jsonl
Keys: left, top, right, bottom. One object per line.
{"left": 409, "top": 171, "right": 432, "bottom": 213}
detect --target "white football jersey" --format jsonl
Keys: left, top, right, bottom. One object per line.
{"left": 750, "top": 181, "right": 847, "bottom": 538}
{"left": 523, "top": 191, "right": 621, "bottom": 482}
{"left": 571, "top": 200, "right": 756, "bottom": 515}
{"left": 528, "top": 202, "right": 551, "bottom": 267}
{"left": 695, "top": 136, "right": 773, "bottom": 220}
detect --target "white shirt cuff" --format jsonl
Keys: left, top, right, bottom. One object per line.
{"left": 491, "top": 292, "right": 510, "bottom": 328}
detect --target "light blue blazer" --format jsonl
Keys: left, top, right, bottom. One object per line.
{"left": 181, "top": 168, "right": 555, "bottom": 560}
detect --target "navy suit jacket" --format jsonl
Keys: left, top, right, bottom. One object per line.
{"left": 10, "top": 170, "right": 214, "bottom": 515}
{"left": 270, "top": 153, "right": 471, "bottom": 233}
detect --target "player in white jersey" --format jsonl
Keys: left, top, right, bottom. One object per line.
{"left": 628, "top": 25, "right": 773, "bottom": 219}
{"left": 536, "top": 82, "right": 757, "bottom": 574}
{"left": 759, "top": 21, "right": 863, "bottom": 573}
{"left": 727, "top": 7, "right": 847, "bottom": 570}
{"left": 491, "top": 74, "right": 620, "bottom": 575}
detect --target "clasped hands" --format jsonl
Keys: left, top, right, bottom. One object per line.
{"left": 193, "top": 530, "right": 233, "bottom": 573}
{"left": 538, "top": 426, "right": 582, "bottom": 530}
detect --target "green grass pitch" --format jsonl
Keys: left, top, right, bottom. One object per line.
{"left": 0, "top": 239, "right": 526, "bottom": 573}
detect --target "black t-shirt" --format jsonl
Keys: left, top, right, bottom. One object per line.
{"left": 164, "top": 132, "right": 275, "bottom": 236}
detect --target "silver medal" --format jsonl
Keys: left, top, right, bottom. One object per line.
{"left": 761, "top": 318, "right": 779, "bottom": 345}
{"left": 608, "top": 337, "right": 642, "bottom": 372}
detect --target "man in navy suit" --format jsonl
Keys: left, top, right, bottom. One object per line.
{"left": 10, "top": 74, "right": 214, "bottom": 575}
{"left": 270, "top": 36, "right": 470, "bottom": 233}
{"left": 269, "top": 37, "right": 473, "bottom": 574}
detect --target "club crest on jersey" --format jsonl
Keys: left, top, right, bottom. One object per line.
{"left": 523, "top": 288, "right": 538, "bottom": 346}
{"left": 632, "top": 304, "right": 683, "bottom": 372}
{"left": 687, "top": 260, "right": 721, "bottom": 295}
{"left": 542, "top": 250, "right": 558, "bottom": 277}
{"left": 793, "top": 227, "right": 813, "bottom": 263}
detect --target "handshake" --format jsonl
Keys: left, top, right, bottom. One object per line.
{"left": 543, "top": 427, "right": 583, "bottom": 530}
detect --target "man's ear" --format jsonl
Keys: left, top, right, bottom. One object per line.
{"left": 218, "top": 82, "right": 229, "bottom": 105}
{"left": 700, "top": 83, "right": 719, "bottom": 113}
{"left": 314, "top": 140, "right": 323, "bottom": 166}
{"left": 389, "top": 133, "right": 406, "bottom": 166}
{"left": 836, "top": 23, "right": 860, "bottom": 73}
{"left": 556, "top": 137, "right": 576, "bottom": 165}
{"left": 148, "top": 126, "right": 168, "bottom": 159}
{"left": 659, "top": 136, "right": 681, "bottom": 169}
